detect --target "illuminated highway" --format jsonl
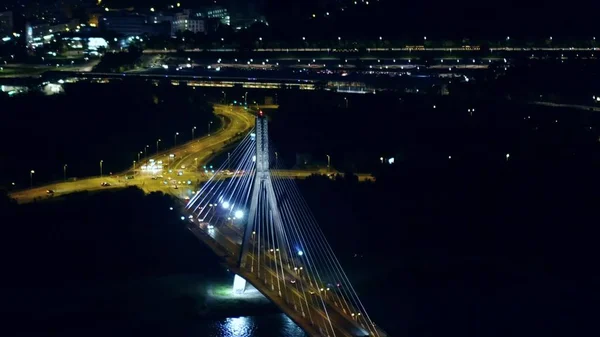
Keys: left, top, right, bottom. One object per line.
{"left": 10, "top": 104, "right": 255, "bottom": 203}
{"left": 9, "top": 104, "right": 373, "bottom": 204}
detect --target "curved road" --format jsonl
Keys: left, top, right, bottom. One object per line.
{"left": 10, "top": 104, "right": 257, "bottom": 203}
{"left": 10, "top": 103, "right": 373, "bottom": 204}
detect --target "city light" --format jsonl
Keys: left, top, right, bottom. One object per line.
{"left": 234, "top": 210, "right": 244, "bottom": 219}
{"left": 297, "top": 250, "right": 304, "bottom": 256}
{"left": 222, "top": 201, "right": 230, "bottom": 209}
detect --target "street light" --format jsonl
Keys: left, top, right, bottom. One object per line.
{"left": 174, "top": 132, "right": 179, "bottom": 146}
{"left": 145, "top": 145, "right": 149, "bottom": 159}
{"left": 30, "top": 170, "right": 35, "bottom": 188}
{"left": 192, "top": 126, "right": 196, "bottom": 140}
{"left": 244, "top": 91, "right": 248, "bottom": 106}
{"left": 208, "top": 121, "right": 213, "bottom": 136}
{"left": 100, "top": 160, "right": 103, "bottom": 178}
{"left": 138, "top": 151, "right": 141, "bottom": 162}
{"left": 344, "top": 97, "right": 348, "bottom": 109}
{"left": 326, "top": 154, "right": 331, "bottom": 171}
{"left": 133, "top": 160, "right": 136, "bottom": 176}
{"left": 156, "top": 139, "right": 161, "bottom": 154}
{"left": 63, "top": 164, "right": 67, "bottom": 182}
{"left": 222, "top": 91, "right": 226, "bottom": 103}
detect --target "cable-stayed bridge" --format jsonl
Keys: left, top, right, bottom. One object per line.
{"left": 184, "top": 112, "right": 388, "bottom": 337}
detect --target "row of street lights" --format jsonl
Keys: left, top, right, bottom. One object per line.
{"left": 24, "top": 122, "right": 219, "bottom": 188}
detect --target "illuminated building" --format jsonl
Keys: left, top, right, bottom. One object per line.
{"left": 172, "top": 12, "right": 205, "bottom": 35}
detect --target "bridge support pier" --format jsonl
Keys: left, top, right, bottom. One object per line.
{"left": 232, "top": 274, "right": 247, "bottom": 294}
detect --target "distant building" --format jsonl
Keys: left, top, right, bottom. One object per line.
{"left": 0, "top": 11, "right": 13, "bottom": 36}
{"left": 204, "top": 6, "right": 230, "bottom": 26}
{"left": 172, "top": 11, "right": 206, "bottom": 35}
{"left": 101, "top": 13, "right": 147, "bottom": 37}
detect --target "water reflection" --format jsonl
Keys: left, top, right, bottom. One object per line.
{"left": 210, "top": 314, "right": 307, "bottom": 337}
{"left": 222, "top": 316, "right": 253, "bottom": 337}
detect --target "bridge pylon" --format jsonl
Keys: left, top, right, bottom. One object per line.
{"left": 234, "top": 112, "right": 286, "bottom": 294}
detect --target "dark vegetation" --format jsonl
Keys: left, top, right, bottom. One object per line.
{"left": 93, "top": 47, "right": 143, "bottom": 72}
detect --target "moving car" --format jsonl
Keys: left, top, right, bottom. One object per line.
{"left": 46, "top": 189, "right": 54, "bottom": 194}
{"left": 101, "top": 182, "right": 111, "bottom": 186}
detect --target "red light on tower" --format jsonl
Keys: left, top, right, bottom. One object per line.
{"left": 259, "top": 110, "right": 263, "bottom": 116}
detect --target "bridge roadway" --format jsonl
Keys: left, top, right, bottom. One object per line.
{"left": 186, "top": 215, "right": 379, "bottom": 337}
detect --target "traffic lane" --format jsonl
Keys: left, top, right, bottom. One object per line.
{"left": 259, "top": 253, "right": 368, "bottom": 337}
{"left": 249, "top": 256, "right": 362, "bottom": 337}
{"left": 10, "top": 176, "right": 122, "bottom": 202}
{"left": 171, "top": 107, "right": 253, "bottom": 169}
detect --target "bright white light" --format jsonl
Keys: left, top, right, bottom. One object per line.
{"left": 388, "top": 157, "right": 395, "bottom": 164}
{"left": 222, "top": 201, "right": 230, "bottom": 209}
{"left": 234, "top": 210, "right": 244, "bottom": 219}
{"left": 180, "top": 216, "right": 185, "bottom": 220}
{"left": 297, "top": 251, "right": 304, "bottom": 256}
{"left": 232, "top": 274, "right": 246, "bottom": 294}
{"left": 88, "top": 37, "right": 107, "bottom": 50}
{"left": 252, "top": 155, "right": 256, "bottom": 162}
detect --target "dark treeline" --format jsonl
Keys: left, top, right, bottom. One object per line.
{"left": 270, "top": 90, "right": 600, "bottom": 172}
{"left": 0, "top": 81, "right": 218, "bottom": 188}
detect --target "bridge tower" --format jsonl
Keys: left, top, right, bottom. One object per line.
{"left": 234, "top": 111, "right": 284, "bottom": 294}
